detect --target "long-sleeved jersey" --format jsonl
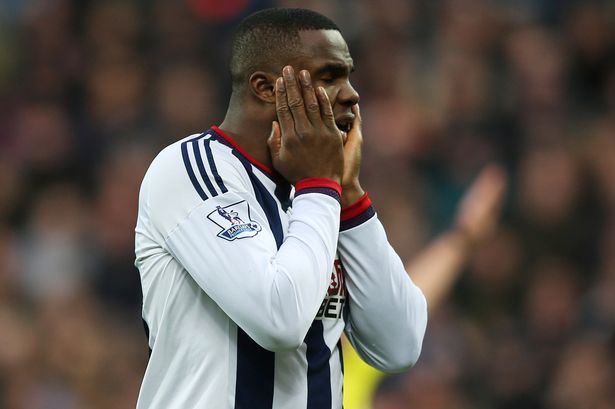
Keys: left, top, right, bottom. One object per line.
{"left": 134, "top": 126, "right": 427, "bottom": 409}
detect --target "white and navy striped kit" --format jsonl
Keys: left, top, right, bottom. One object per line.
{"left": 134, "top": 126, "right": 428, "bottom": 409}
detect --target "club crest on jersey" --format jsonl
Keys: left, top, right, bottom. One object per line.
{"left": 207, "top": 200, "right": 261, "bottom": 241}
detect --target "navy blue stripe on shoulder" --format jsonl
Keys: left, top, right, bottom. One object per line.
{"left": 181, "top": 133, "right": 232, "bottom": 201}
{"left": 204, "top": 138, "right": 228, "bottom": 194}
{"left": 181, "top": 135, "right": 209, "bottom": 201}
{"left": 191, "top": 137, "right": 219, "bottom": 198}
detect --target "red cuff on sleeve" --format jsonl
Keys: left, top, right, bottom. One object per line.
{"left": 341, "top": 192, "right": 372, "bottom": 222}
{"left": 295, "top": 178, "right": 342, "bottom": 197}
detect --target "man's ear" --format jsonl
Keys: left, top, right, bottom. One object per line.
{"left": 249, "top": 71, "right": 277, "bottom": 103}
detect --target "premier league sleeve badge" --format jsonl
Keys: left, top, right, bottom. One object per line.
{"left": 207, "top": 200, "right": 262, "bottom": 241}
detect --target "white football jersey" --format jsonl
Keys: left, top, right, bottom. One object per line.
{"left": 134, "top": 126, "right": 427, "bottom": 409}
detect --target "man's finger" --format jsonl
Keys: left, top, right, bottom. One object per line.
{"left": 316, "top": 86, "right": 337, "bottom": 131}
{"left": 275, "top": 76, "right": 295, "bottom": 133}
{"left": 351, "top": 104, "right": 362, "bottom": 130}
{"left": 299, "top": 70, "right": 321, "bottom": 125}
{"left": 282, "top": 66, "right": 310, "bottom": 132}
{"left": 346, "top": 104, "right": 363, "bottom": 145}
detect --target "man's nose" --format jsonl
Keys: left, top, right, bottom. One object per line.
{"left": 339, "top": 81, "right": 360, "bottom": 106}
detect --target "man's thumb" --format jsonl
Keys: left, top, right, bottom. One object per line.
{"left": 267, "top": 121, "right": 281, "bottom": 156}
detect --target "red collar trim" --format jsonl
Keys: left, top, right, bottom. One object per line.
{"left": 211, "top": 126, "right": 281, "bottom": 180}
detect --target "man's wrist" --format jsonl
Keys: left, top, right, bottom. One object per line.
{"left": 341, "top": 182, "right": 365, "bottom": 208}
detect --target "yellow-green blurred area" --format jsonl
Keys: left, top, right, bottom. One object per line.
{"left": 1, "top": 0, "right": 615, "bottom": 408}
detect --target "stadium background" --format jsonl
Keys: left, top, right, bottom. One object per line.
{"left": 1, "top": 0, "right": 614, "bottom": 408}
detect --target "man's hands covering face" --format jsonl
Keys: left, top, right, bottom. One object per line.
{"left": 268, "top": 66, "right": 344, "bottom": 185}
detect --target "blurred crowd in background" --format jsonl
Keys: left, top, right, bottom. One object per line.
{"left": 0, "top": 0, "right": 614, "bottom": 408}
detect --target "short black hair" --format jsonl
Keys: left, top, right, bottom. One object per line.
{"left": 230, "top": 8, "right": 340, "bottom": 92}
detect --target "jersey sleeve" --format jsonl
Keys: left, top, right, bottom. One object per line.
{"left": 141, "top": 144, "right": 341, "bottom": 352}
{"left": 338, "top": 194, "right": 428, "bottom": 372}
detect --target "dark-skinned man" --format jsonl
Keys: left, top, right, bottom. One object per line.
{"left": 135, "top": 8, "right": 427, "bottom": 409}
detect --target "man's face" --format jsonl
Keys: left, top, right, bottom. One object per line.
{"left": 288, "top": 30, "right": 360, "bottom": 134}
